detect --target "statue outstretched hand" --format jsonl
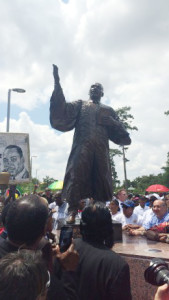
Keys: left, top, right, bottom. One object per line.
{"left": 53, "top": 64, "right": 60, "bottom": 85}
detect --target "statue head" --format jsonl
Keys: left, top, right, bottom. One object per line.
{"left": 89, "top": 83, "right": 104, "bottom": 103}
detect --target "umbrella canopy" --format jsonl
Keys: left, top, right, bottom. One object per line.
{"left": 146, "top": 184, "right": 169, "bottom": 193}
{"left": 48, "top": 180, "right": 63, "bottom": 190}
{"left": 128, "top": 186, "right": 135, "bottom": 191}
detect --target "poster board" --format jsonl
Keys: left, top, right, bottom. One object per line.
{"left": 0, "top": 133, "right": 30, "bottom": 184}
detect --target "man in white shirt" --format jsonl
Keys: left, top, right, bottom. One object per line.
{"left": 134, "top": 195, "right": 149, "bottom": 225}
{"left": 116, "top": 189, "right": 128, "bottom": 212}
{"left": 134, "top": 196, "right": 149, "bottom": 216}
{"left": 113, "top": 200, "right": 141, "bottom": 228}
{"left": 141, "top": 195, "right": 158, "bottom": 225}
{"left": 49, "top": 191, "right": 68, "bottom": 230}
{"left": 129, "top": 199, "right": 169, "bottom": 236}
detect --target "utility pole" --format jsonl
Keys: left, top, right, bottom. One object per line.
{"left": 122, "top": 146, "right": 129, "bottom": 190}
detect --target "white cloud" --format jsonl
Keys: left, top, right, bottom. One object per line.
{"left": 0, "top": 0, "right": 169, "bottom": 187}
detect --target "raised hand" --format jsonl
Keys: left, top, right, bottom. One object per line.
{"left": 56, "top": 242, "right": 79, "bottom": 271}
{"left": 53, "top": 64, "right": 60, "bottom": 84}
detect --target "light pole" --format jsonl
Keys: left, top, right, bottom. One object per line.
{"left": 122, "top": 146, "right": 130, "bottom": 190}
{"left": 6, "top": 88, "right": 26, "bottom": 132}
{"left": 36, "top": 169, "right": 38, "bottom": 183}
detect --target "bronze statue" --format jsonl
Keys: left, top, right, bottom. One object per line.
{"left": 50, "top": 65, "right": 131, "bottom": 223}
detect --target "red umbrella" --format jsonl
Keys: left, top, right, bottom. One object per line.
{"left": 146, "top": 184, "right": 169, "bottom": 192}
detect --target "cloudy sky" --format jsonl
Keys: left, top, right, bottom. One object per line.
{"left": 0, "top": 0, "right": 169, "bottom": 185}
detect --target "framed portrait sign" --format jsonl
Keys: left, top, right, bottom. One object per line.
{"left": 0, "top": 133, "right": 31, "bottom": 184}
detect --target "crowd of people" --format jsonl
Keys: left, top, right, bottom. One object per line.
{"left": 108, "top": 189, "right": 169, "bottom": 244}
{"left": 0, "top": 187, "right": 169, "bottom": 299}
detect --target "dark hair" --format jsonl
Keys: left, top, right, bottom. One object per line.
{"left": 149, "top": 196, "right": 158, "bottom": 202}
{"left": 0, "top": 250, "right": 48, "bottom": 300}
{"left": 4, "top": 145, "right": 23, "bottom": 158}
{"left": 139, "top": 195, "right": 147, "bottom": 201}
{"left": 6, "top": 195, "right": 49, "bottom": 245}
{"left": 80, "top": 202, "right": 114, "bottom": 248}
{"left": 111, "top": 199, "right": 119, "bottom": 206}
{"left": 110, "top": 199, "right": 120, "bottom": 211}
{"left": 54, "top": 191, "right": 62, "bottom": 200}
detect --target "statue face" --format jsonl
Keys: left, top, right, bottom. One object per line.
{"left": 89, "top": 83, "right": 103, "bottom": 103}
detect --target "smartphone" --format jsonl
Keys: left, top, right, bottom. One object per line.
{"left": 59, "top": 225, "right": 73, "bottom": 253}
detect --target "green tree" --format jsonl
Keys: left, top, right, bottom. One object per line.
{"left": 41, "top": 176, "right": 56, "bottom": 189}
{"left": 17, "top": 183, "right": 30, "bottom": 195}
{"left": 130, "top": 173, "right": 165, "bottom": 193}
{"left": 110, "top": 106, "right": 138, "bottom": 189}
{"left": 32, "top": 177, "right": 40, "bottom": 185}
{"left": 161, "top": 152, "right": 169, "bottom": 187}
{"left": 115, "top": 106, "right": 138, "bottom": 132}
{"left": 109, "top": 149, "right": 122, "bottom": 189}
{"left": 164, "top": 110, "right": 169, "bottom": 116}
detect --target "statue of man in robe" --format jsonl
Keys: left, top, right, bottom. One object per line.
{"left": 50, "top": 65, "right": 131, "bottom": 223}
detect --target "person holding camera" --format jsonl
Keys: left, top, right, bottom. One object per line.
{"left": 0, "top": 194, "right": 79, "bottom": 300}
{"left": 72, "top": 202, "right": 132, "bottom": 300}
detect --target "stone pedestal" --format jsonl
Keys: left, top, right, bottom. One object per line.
{"left": 113, "top": 233, "right": 169, "bottom": 300}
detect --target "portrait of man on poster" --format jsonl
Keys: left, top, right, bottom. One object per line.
{"left": 3, "top": 145, "right": 29, "bottom": 180}
{"left": 0, "top": 133, "right": 30, "bottom": 184}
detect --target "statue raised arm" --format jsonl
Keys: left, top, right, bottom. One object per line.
{"left": 50, "top": 66, "right": 131, "bottom": 223}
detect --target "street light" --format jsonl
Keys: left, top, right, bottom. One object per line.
{"left": 6, "top": 88, "right": 26, "bottom": 132}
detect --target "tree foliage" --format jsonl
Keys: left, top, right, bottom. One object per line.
{"left": 17, "top": 177, "right": 40, "bottom": 194}
{"left": 161, "top": 152, "right": 169, "bottom": 187}
{"left": 115, "top": 106, "right": 138, "bottom": 131}
{"left": 41, "top": 176, "right": 56, "bottom": 189}
{"left": 109, "top": 106, "right": 138, "bottom": 189}
{"left": 126, "top": 152, "right": 169, "bottom": 193}
{"left": 129, "top": 174, "right": 165, "bottom": 193}
{"left": 109, "top": 149, "right": 122, "bottom": 189}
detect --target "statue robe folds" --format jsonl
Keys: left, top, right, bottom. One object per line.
{"left": 50, "top": 85, "right": 131, "bottom": 211}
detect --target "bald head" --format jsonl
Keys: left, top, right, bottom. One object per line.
{"left": 153, "top": 200, "right": 167, "bottom": 219}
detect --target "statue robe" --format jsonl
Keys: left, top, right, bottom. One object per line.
{"left": 50, "top": 85, "right": 131, "bottom": 211}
